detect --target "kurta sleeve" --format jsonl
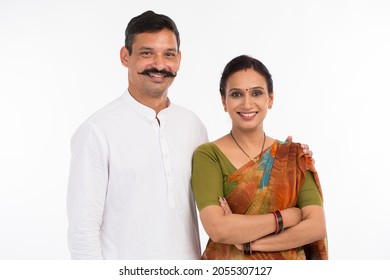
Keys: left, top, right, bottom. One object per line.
{"left": 191, "top": 144, "right": 224, "bottom": 211}
{"left": 67, "top": 121, "right": 109, "bottom": 259}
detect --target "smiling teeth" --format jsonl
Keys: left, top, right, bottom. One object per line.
{"left": 240, "top": 112, "right": 256, "bottom": 117}
{"left": 149, "top": 73, "right": 165, "bottom": 77}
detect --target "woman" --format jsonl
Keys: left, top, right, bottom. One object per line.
{"left": 191, "top": 55, "right": 327, "bottom": 260}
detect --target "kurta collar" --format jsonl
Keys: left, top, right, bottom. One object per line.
{"left": 122, "top": 89, "right": 171, "bottom": 124}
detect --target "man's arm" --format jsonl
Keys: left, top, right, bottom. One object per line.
{"left": 67, "top": 122, "right": 108, "bottom": 259}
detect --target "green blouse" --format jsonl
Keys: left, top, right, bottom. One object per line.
{"left": 191, "top": 142, "right": 322, "bottom": 211}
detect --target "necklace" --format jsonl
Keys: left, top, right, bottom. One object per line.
{"left": 230, "top": 130, "right": 266, "bottom": 163}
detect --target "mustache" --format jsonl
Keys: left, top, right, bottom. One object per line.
{"left": 138, "top": 68, "right": 177, "bottom": 77}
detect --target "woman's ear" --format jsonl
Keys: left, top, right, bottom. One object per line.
{"left": 221, "top": 96, "right": 227, "bottom": 112}
{"left": 268, "top": 92, "right": 274, "bottom": 109}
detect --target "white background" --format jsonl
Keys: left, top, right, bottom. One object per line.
{"left": 1, "top": 0, "right": 389, "bottom": 260}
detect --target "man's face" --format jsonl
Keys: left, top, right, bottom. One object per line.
{"left": 121, "top": 28, "right": 181, "bottom": 99}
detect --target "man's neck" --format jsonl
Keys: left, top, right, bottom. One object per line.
{"left": 127, "top": 89, "right": 169, "bottom": 114}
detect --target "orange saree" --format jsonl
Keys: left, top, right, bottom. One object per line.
{"left": 201, "top": 141, "right": 328, "bottom": 260}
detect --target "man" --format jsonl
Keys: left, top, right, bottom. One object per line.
{"left": 67, "top": 10, "right": 207, "bottom": 260}
{"left": 67, "top": 10, "right": 312, "bottom": 260}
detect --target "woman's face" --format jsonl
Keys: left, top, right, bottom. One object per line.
{"left": 222, "top": 68, "right": 273, "bottom": 132}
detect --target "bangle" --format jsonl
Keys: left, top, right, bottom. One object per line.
{"left": 272, "top": 212, "right": 279, "bottom": 233}
{"left": 243, "top": 242, "right": 252, "bottom": 255}
{"left": 273, "top": 210, "right": 284, "bottom": 234}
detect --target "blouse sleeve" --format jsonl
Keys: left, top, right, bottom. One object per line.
{"left": 297, "top": 171, "right": 323, "bottom": 208}
{"left": 191, "top": 144, "right": 224, "bottom": 211}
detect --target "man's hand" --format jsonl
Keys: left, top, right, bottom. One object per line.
{"left": 285, "top": 136, "right": 315, "bottom": 164}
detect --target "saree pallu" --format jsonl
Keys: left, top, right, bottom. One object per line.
{"left": 201, "top": 141, "right": 328, "bottom": 260}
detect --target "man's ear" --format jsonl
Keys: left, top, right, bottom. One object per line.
{"left": 177, "top": 50, "right": 182, "bottom": 63}
{"left": 120, "top": 46, "right": 129, "bottom": 67}
{"left": 170, "top": 50, "right": 182, "bottom": 73}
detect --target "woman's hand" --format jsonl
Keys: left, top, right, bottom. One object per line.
{"left": 219, "top": 197, "right": 243, "bottom": 250}
{"left": 219, "top": 196, "right": 301, "bottom": 229}
{"left": 219, "top": 197, "right": 232, "bottom": 215}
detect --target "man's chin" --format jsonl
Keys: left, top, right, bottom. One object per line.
{"left": 144, "top": 85, "right": 171, "bottom": 98}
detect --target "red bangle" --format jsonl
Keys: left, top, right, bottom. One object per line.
{"left": 274, "top": 210, "right": 284, "bottom": 234}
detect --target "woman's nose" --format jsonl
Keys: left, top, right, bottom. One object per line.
{"left": 242, "top": 94, "right": 253, "bottom": 108}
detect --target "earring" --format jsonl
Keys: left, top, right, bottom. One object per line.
{"left": 268, "top": 105, "right": 272, "bottom": 109}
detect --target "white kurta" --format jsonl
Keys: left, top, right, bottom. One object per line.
{"left": 67, "top": 90, "right": 208, "bottom": 259}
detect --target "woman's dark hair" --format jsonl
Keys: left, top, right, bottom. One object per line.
{"left": 219, "top": 55, "right": 273, "bottom": 96}
{"left": 125, "top": 10, "right": 180, "bottom": 54}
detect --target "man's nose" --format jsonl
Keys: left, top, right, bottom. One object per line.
{"left": 151, "top": 54, "right": 166, "bottom": 70}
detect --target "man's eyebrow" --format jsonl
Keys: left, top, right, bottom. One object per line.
{"left": 138, "top": 46, "right": 153, "bottom": 51}
{"left": 137, "top": 46, "right": 178, "bottom": 52}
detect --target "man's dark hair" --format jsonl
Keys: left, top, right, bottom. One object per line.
{"left": 125, "top": 10, "right": 180, "bottom": 54}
